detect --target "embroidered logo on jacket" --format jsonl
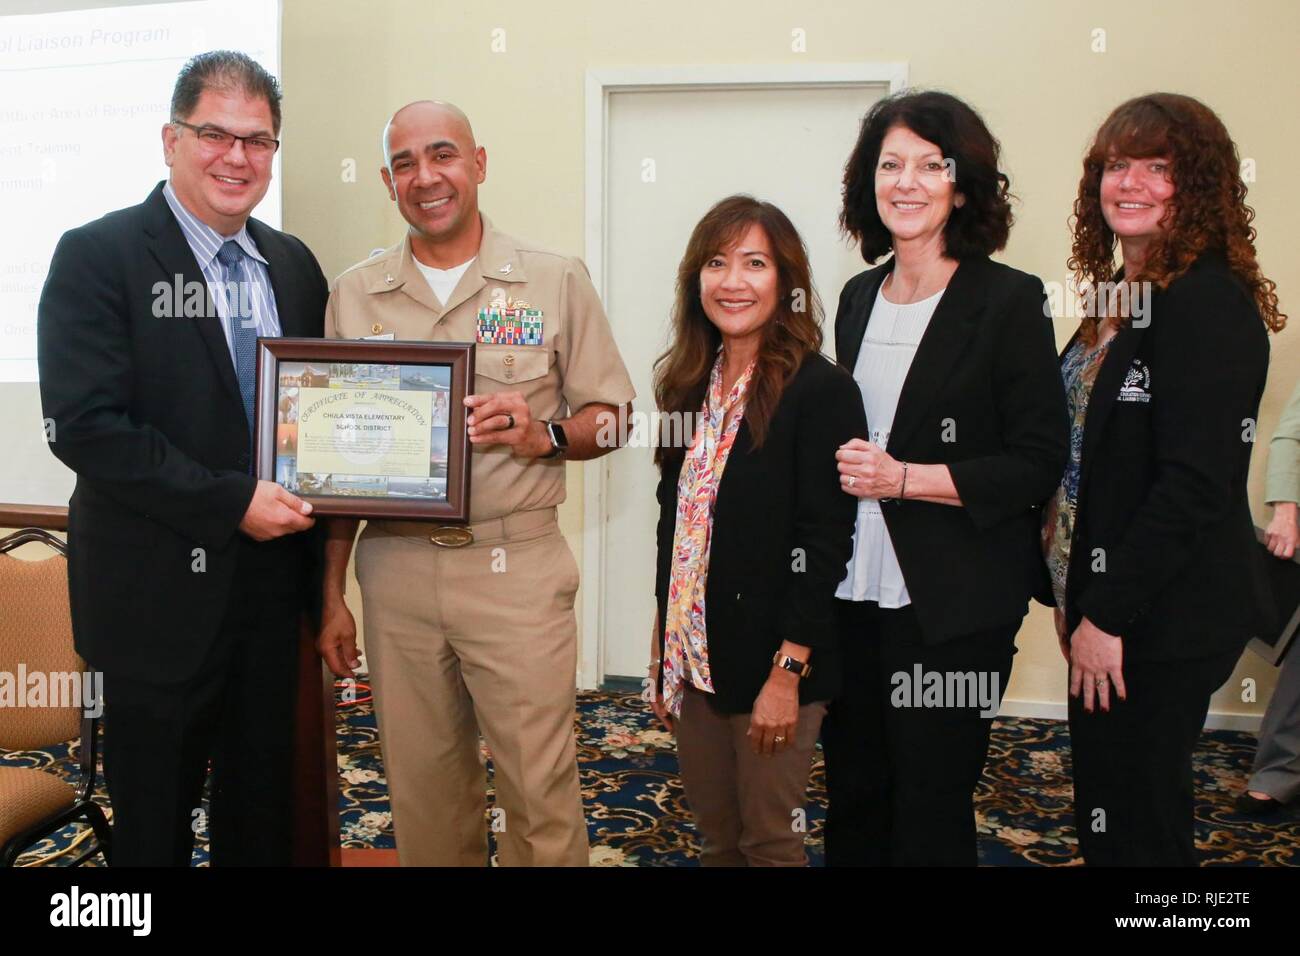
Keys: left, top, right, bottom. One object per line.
{"left": 1117, "top": 359, "right": 1151, "bottom": 403}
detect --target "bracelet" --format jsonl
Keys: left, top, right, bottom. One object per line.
{"left": 899, "top": 461, "right": 909, "bottom": 499}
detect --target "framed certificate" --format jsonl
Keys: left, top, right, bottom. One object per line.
{"left": 253, "top": 338, "right": 474, "bottom": 521}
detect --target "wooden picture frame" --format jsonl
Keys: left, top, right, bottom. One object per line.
{"left": 254, "top": 338, "right": 474, "bottom": 522}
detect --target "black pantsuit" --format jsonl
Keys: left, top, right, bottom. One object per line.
{"left": 824, "top": 600, "right": 1016, "bottom": 866}
{"left": 825, "top": 255, "right": 1069, "bottom": 866}
{"left": 38, "top": 183, "right": 328, "bottom": 865}
{"left": 1058, "top": 254, "right": 1272, "bottom": 866}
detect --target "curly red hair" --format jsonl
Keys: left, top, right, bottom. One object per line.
{"left": 1068, "top": 93, "right": 1285, "bottom": 343}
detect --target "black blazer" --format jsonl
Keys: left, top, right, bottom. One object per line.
{"left": 834, "top": 255, "right": 1069, "bottom": 644}
{"left": 654, "top": 353, "right": 866, "bottom": 713}
{"left": 37, "top": 182, "right": 328, "bottom": 683}
{"left": 1061, "top": 253, "right": 1273, "bottom": 662}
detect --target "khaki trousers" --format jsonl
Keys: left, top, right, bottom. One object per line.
{"left": 676, "top": 685, "right": 827, "bottom": 866}
{"left": 354, "top": 507, "right": 588, "bottom": 866}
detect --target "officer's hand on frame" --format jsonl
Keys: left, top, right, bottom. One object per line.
{"left": 239, "top": 479, "right": 315, "bottom": 541}
{"left": 318, "top": 598, "right": 361, "bottom": 678}
{"left": 464, "top": 391, "right": 548, "bottom": 458}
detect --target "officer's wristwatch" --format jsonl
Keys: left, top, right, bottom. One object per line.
{"left": 540, "top": 420, "right": 569, "bottom": 459}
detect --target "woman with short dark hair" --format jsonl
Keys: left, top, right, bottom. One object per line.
{"left": 824, "top": 90, "right": 1068, "bottom": 866}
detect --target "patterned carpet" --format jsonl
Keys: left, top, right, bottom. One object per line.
{"left": 5, "top": 684, "right": 1299, "bottom": 865}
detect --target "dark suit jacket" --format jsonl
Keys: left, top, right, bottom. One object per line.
{"left": 834, "top": 255, "right": 1069, "bottom": 644}
{"left": 654, "top": 353, "right": 866, "bottom": 713}
{"left": 37, "top": 182, "right": 328, "bottom": 683}
{"left": 1061, "top": 253, "right": 1273, "bottom": 662}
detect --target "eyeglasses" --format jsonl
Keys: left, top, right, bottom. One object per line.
{"left": 171, "top": 120, "right": 280, "bottom": 156}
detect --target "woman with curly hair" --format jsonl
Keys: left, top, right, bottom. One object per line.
{"left": 1044, "top": 93, "right": 1286, "bottom": 865}
{"left": 823, "top": 90, "right": 1068, "bottom": 865}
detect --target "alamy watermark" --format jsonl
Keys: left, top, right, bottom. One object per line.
{"left": 152, "top": 273, "right": 256, "bottom": 326}
{"left": 50, "top": 886, "right": 150, "bottom": 936}
{"left": 595, "top": 406, "right": 704, "bottom": 449}
{"left": 890, "top": 665, "right": 1001, "bottom": 718}
{"left": 1043, "top": 279, "right": 1152, "bottom": 327}
{"left": 0, "top": 665, "right": 103, "bottom": 717}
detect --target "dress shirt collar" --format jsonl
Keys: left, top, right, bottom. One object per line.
{"left": 162, "top": 180, "right": 268, "bottom": 268}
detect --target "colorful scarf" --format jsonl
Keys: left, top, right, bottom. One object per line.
{"left": 660, "top": 352, "right": 756, "bottom": 717}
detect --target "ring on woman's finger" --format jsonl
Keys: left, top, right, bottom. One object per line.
{"left": 773, "top": 735, "right": 785, "bottom": 744}
{"left": 847, "top": 476, "right": 857, "bottom": 489}
{"left": 504, "top": 413, "right": 516, "bottom": 430}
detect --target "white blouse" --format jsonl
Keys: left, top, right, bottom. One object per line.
{"left": 836, "top": 281, "right": 945, "bottom": 606}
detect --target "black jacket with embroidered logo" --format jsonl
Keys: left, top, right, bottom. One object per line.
{"left": 1061, "top": 252, "right": 1273, "bottom": 661}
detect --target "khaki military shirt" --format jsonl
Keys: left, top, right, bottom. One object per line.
{"left": 325, "top": 214, "right": 635, "bottom": 522}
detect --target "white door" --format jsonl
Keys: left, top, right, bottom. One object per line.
{"left": 594, "top": 75, "right": 895, "bottom": 680}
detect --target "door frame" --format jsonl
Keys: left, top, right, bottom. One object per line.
{"left": 579, "top": 63, "right": 909, "bottom": 688}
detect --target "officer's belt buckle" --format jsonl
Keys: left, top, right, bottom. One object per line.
{"left": 429, "top": 525, "right": 474, "bottom": 548}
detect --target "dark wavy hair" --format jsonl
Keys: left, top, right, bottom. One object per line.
{"left": 840, "top": 90, "right": 1013, "bottom": 262}
{"left": 1069, "top": 92, "right": 1285, "bottom": 342}
{"left": 653, "top": 195, "right": 823, "bottom": 467}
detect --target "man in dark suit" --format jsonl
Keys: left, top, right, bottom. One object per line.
{"left": 37, "top": 50, "right": 326, "bottom": 866}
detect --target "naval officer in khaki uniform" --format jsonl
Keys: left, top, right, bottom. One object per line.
{"left": 317, "top": 100, "right": 634, "bottom": 866}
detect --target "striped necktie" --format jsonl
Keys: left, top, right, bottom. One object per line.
{"left": 216, "top": 240, "right": 257, "bottom": 440}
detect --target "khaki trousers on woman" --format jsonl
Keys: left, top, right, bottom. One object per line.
{"left": 676, "top": 684, "right": 827, "bottom": 866}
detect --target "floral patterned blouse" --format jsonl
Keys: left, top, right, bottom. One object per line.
{"left": 660, "top": 352, "right": 756, "bottom": 718}
{"left": 1043, "top": 334, "right": 1113, "bottom": 609}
